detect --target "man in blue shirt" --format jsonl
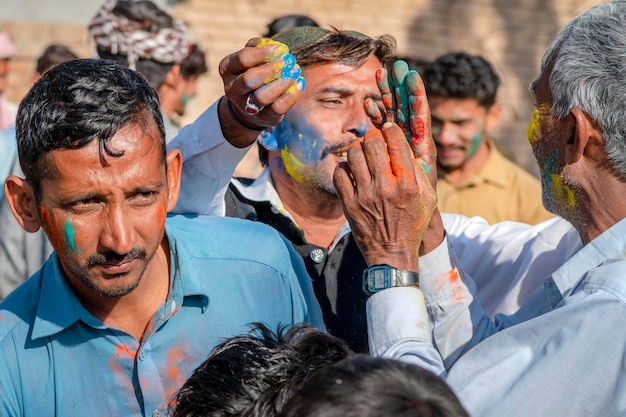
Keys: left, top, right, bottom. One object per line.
{"left": 0, "top": 57, "right": 322, "bottom": 417}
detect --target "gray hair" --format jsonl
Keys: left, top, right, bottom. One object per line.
{"left": 541, "top": 1, "right": 626, "bottom": 176}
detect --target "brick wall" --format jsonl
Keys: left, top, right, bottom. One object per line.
{"left": 0, "top": 0, "right": 601, "bottom": 175}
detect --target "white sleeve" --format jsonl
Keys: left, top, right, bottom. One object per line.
{"left": 371, "top": 234, "right": 556, "bottom": 371}
{"left": 367, "top": 287, "right": 448, "bottom": 377}
{"left": 167, "top": 99, "right": 253, "bottom": 216}
{"left": 441, "top": 213, "right": 581, "bottom": 315}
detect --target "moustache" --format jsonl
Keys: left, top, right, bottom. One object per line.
{"left": 86, "top": 248, "right": 147, "bottom": 268}
{"left": 321, "top": 139, "right": 357, "bottom": 160}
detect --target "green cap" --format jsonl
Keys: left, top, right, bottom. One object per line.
{"left": 272, "top": 26, "right": 371, "bottom": 54}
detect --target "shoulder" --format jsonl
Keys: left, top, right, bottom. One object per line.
{"left": 166, "top": 213, "right": 294, "bottom": 263}
{"left": 0, "top": 273, "right": 41, "bottom": 344}
{"left": 489, "top": 145, "right": 541, "bottom": 189}
{"left": 584, "top": 258, "right": 626, "bottom": 303}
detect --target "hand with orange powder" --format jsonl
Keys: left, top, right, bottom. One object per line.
{"left": 217, "top": 38, "right": 305, "bottom": 148}
{"left": 334, "top": 121, "right": 437, "bottom": 274}
{"left": 347, "top": 60, "right": 446, "bottom": 261}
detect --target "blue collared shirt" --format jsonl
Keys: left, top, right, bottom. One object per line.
{"left": 369, "top": 217, "right": 626, "bottom": 417}
{"left": 0, "top": 214, "right": 323, "bottom": 417}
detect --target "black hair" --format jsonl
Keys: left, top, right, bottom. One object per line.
{"left": 279, "top": 355, "right": 470, "bottom": 417}
{"left": 180, "top": 43, "right": 208, "bottom": 79}
{"left": 264, "top": 14, "right": 320, "bottom": 37}
{"left": 169, "top": 323, "right": 352, "bottom": 417}
{"left": 35, "top": 44, "right": 78, "bottom": 75}
{"left": 423, "top": 51, "right": 500, "bottom": 107}
{"left": 16, "top": 58, "right": 165, "bottom": 197}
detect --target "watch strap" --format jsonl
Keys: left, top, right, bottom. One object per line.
{"left": 391, "top": 268, "right": 420, "bottom": 288}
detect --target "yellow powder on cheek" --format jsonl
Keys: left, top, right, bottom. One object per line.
{"left": 551, "top": 174, "right": 576, "bottom": 208}
{"left": 280, "top": 147, "right": 307, "bottom": 183}
{"left": 527, "top": 109, "right": 541, "bottom": 144}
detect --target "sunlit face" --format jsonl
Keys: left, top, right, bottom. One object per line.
{"left": 36, "top": 114, "right": 174, "bottom": 298}
{"left": 267, "top": 57, "right": 382, "bottom": 195}
{"left": 430, "top": 97, "right": 492, "bottom": 171}
{"left": 528, "top": 65, "right": 576, "bottom": 217}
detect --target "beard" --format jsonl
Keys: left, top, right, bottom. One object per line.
{"left": 74, "top": 247, "right": 149, "bottom": 297}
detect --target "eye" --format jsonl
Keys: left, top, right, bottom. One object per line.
{"left": 319, "top": 98, "right": 343, "bottom": 106}
{"left": 131, "top": 191, "right": 159, "bottom": 205}
{"left": 65, "top": 197, "right": 101, "bottom": 213}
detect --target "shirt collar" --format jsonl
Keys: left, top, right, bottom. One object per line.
{"left": 231, "top": 168, "right": 351, "bottom": 250}
{"left": 32, "top": 254, "right": 101, "bottom": 339}
{"left": 31, "top": 223, "right": 208, "bottom": 340}
{"left": 551, "top": 217, "right": 626, "bottom": 298}
{"left": 478, "top": 142, "right": 511, "bottom": 188}
{"left": 164, "top": 220, "right": 211, "bottom": 302}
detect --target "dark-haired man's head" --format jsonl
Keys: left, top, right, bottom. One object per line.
{"left": 5, "top": 58, "right": 181, "bottom": 301}
{"left": 256, "top": 27, "right": 396, "bottom": 200}
{"left": 170, "top": 323, "right": 352, "bottom": 417}
{"left": 35, "top": 44, "right": 79, "bottom": 78}
{"left": 422, "top": 51, "right": 502, "bottom": 173}
{"left": 264, "top": 14, "right": 319, "bottom": 37}
{"left": 279, "top": 355, "right": 470, "bottom": 417}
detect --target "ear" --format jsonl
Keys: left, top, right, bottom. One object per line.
{"left": 164, "top": 64, "right": 183, "bottom": 88}
{"left": 257, "top": 127, "right": 278, "bottom": 151}
{"left": 566, "top": 107, "right": 593, "bottom": 164}
{"left": 484, "top": 103, "right": 501, "bottom": 131}
{"left": 165, "top": 149, "right": 183, "bottom": 212}
{"left": 4, "top": 175, "right": 42, "bottom": 233}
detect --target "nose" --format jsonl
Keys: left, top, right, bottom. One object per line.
{"left": 99, "top": 204, "right": 136, "bottom": 255}
{"left": 346, "top": 102, "right": 374, "bottom": 139}
{"left": 434, "top": 121, "right": 457, "bottom": 145}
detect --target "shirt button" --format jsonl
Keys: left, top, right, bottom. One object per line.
{"left": 138, "top": 350, "right": 146, "bottom": 361}
{"left": 152, "top": 410, "right": 162, "bottom": 417}
{"left": 310, "top": 248, "right": 325, "bottom": 263}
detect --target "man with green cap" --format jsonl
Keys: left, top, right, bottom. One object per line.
{"left": 170, "top": 27, "right": 397, "bottom": 353}
{"left": 169, "top": 26, "right": 578, "bottom": 353}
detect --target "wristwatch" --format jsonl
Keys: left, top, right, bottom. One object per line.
{"left": 362, "top": 264, "right": 420, "bottom": 296}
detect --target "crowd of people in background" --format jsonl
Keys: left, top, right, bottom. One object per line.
{"left": 1, "top": 1, "right": 625, "bottom": 416}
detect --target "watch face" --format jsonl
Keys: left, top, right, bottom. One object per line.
{"left": 366, "top": 266, "right": 391, "bottom": 294}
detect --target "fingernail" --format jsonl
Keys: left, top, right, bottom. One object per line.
{"left": 280, "top": 54, "right": 296, "bottom": 74}
{"left": 257, "top": 38, "right": 289, "bottom": 62}
{"left": 284, "top": 64, "right": 301, "bottom": 80}
{"left": 297, "top": 76, "right": 306, "bottom": 91}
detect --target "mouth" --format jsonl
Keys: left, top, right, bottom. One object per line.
{"left": 98, "top": 258, "right": 137, "bottom": 276}
{"left": 332, "top": 150, "right": 349, "bottom": 162}
{"left": 436, "top": 145, "right": 465, "bottom": 158}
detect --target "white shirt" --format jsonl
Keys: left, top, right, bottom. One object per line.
{"left": 368, "top": 217, "right": 626, "bottom": 417}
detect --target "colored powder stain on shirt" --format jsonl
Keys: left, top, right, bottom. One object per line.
{"left": 527, "top": 109, "right": 541, "bottom": 144}
{"left": 64, "top": 219, "right": 80, "bottom": 254}
{"left": 550, "top": 174, "right": 576, "bottom": 208}
{"left": 281, "top": 147, "right": 306, "bottom": 183}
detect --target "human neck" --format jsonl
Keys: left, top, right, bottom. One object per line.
{"left": 271, "top": 170, "right": 347, "bottom": 249}
{"left": 441, "top": 140, "right": 490, "bottom": 186}
{"left": 73, "top": 239, "right": 171, "bottom": 341}
{"left": 568, "top": 173, "right": 626, "bottom": 246}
